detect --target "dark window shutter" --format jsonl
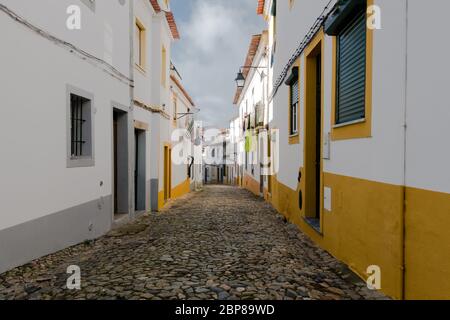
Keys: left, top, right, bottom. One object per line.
{"left": 291, "top": 80, "right": 299, "bottom": 106}
{"left": 290, "top": 80, "right": 299, "bottom": 134}
{"left": 336, "top": 12, "right": 366, "bottom": 124}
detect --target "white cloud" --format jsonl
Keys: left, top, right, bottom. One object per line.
{"left": 172, "top": 0, "right": 265, "bottom": 128}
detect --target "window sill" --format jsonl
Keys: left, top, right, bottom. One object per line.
{"left": 67, "top": 157, "right": 95, "bottom": 168}
{"left": 288, "top": 133, "right": 299, "bottom": 145}
{"left": 331, "top": 117, "right": 372, "bottom": 141}
{"left": 333, "top": 118, "right": 366, "bottom": 129}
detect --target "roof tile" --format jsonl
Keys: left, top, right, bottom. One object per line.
{"left": 257, "top": 0, "right": 265, "bottom": 15}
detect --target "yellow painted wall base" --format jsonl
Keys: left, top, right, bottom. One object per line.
{"left": 171, "top": 179, "right": 191, "bottom": 200}
{"left": 157, "top": 179, "right": 191, "bottom": 212}
{"left": 405, "top": 187, "right": 450, "bottom": 300}
{"left": 270, "top": 173, "right": 404, "bottom": 299}
{"left": 243, "top": 174, "right": 260, "bottom": 196}
{"left": 158, "top": 190, "right": 165, "bottom": 212}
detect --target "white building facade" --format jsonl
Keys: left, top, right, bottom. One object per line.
{"left": 233, "top": 32, "right": 271, "bottom": 197}
{"left": 0, "top": 0, "right": 133, "bottom": 273}
{"left": 131, "top": 0, "right": 193, "bottom": 212}
{"left": 256, "top": 0, "right": 450, "bottom": 299}
{"left": 0, "top": 0, "right": 193, "bottom": 274}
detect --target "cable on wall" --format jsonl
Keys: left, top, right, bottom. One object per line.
{"left": 270, "top": 0, "right": 336, "bottom": 101}
{"left": 0, "top": 3, "right": 134, "bottom": 87}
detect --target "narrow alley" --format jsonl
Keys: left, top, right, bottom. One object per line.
{"left": 0, "top": 186, "right": 385, "bottom": 300}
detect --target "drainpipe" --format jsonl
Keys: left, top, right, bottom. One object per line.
{"left": 400, "top": 0, "right": 409, "bottom": 300}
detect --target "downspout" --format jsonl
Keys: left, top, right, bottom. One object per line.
{"left": 400, "top": 0, "right": 409, "bottom": 300}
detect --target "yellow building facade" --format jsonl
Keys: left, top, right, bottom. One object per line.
{"left": 246, "top": 0, "right": 450, "bottom": 299}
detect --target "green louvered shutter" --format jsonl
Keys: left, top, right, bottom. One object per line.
{"left": 336, "top": 12, "right": 367, "bottom": 124}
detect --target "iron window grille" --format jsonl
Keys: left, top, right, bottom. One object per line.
{"left": 70, "top": 94, "right": 90, "bottom": 158}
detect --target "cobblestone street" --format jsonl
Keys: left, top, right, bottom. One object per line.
{"left": 0, "top": 186, "right": 386, "bottom": 300}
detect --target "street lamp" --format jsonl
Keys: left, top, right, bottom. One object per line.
{"left": 235, "top": 71, "right": 246, "bottom": 89}
{"left": 235, "top": 66, "right": 268, "bottom": 89}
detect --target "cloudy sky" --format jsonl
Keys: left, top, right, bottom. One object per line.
{"left": 170, "top": 0, "right": 265, "bottom": 128}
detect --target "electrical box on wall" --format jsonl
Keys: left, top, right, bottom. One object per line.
{"left": 324, "top": 187, "right": 332, "bottom": 212}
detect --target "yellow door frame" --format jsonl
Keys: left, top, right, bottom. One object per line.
{"left": 163, "top": 144, "right": 172, "bottom": 202}
{"left": 303, "top": 29, "right": 325, "bottom": 234}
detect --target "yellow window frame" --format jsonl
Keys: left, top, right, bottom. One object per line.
{"left": 331, "top": 0, "right": 373, "bottom": 141}
{"left": 288, "top": 59, "right": 300, "bottom": 145}
{"left": 135, "top": 18, "right": 146, "bottom": 71}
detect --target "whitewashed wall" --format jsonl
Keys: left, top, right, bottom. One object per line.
{"left": 237, "top": 36, "right": 268, "bottom": 186}
{"left": 323, "top": 0, "right": 405, "bottom": 186}
{"left": 405, "top": 0, "right": 450, "bottom": 193}
{"left": 170, "top": 77, "right": 193, "bottom": 189}
{"left": 273, "top": 0, "right": 409, "bottom": 188}
{"left": 0, "top": 0, "right": 131, "bottom": 230}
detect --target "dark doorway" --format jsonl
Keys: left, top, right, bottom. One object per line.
{"left": 163, "top": 146, "right": 172, "bottom": 202}
{"left": 134, "top": 128, "right": 146, "bottom": 212}
{"left": 113, "top": 108, "right": 129, "bottom": 219}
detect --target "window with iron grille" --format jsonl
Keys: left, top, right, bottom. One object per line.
{"left": 336, "top": 10, "right": 367, "bottom": 124}
{"left": 71, "top": 94, "right": 89, "bottom": 157}
{"left": 67, "top": 86, "right": 94, "bottom": 168}
{"left": 290, "top": 79, "right": 299, "bottom": 135}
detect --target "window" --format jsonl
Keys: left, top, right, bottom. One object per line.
{"left": 67, "top": 85, "right": 94, "bottom": 168}
{"left": 135, "top": 19, "right": 146, "bottom": 69}
{"left": 285, "top": 65, "right": 299, "bottom": 142}
{"left": 290, "top": 80, "right": 299, "bottom": 135}
{"left": 327, "top": 0, "right": 372, "bottom": 141}
{"left": 335, "top": 11, "right": 366, "bottom": 124}
{"left": 161, "top": 46, "right": 167, "bottom": 87}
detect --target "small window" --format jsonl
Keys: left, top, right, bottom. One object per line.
{"left": 290, "top": 80, "right": 299, "bottom": 135}
{"left": 285, "top": 66, "right": 299, "bottom": 137}
{"left": 67, "top": 86, "right": 94, "bottom": 168}
{"left": 336, "top": 11, "right": 367, "bottom": 124}
{"left": 135, "top": 19, "right": 146, "bottom": 69}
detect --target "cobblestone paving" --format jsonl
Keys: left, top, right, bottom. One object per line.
{"left": 0, "top": 186, "right": 387, "bottom": 300}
